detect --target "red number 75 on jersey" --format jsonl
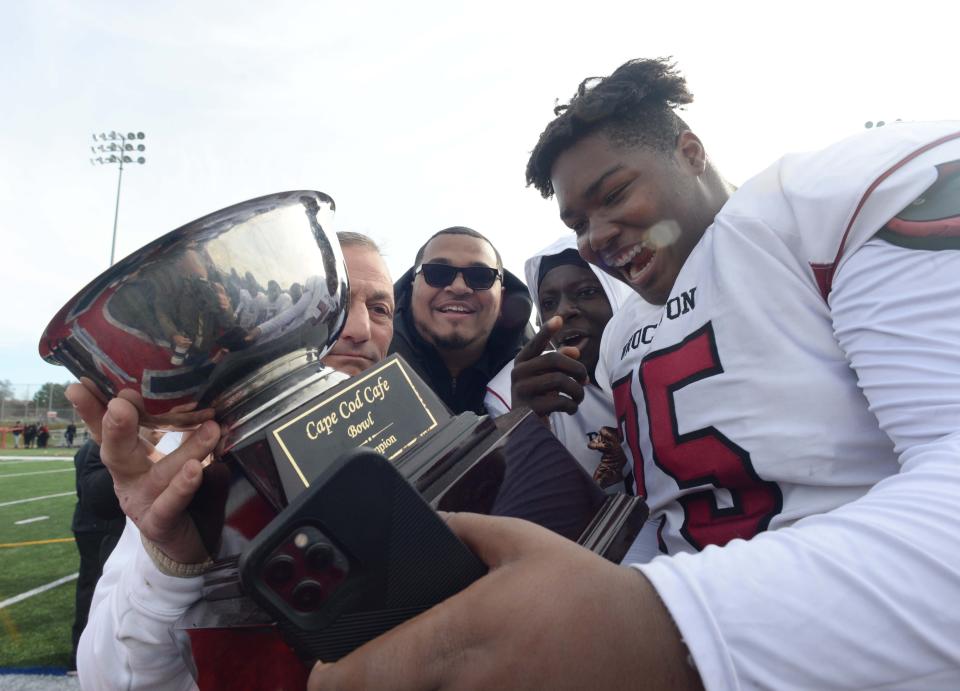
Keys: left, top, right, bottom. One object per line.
{"left": 612, "top": 323, "right": 782, "bottom": 551}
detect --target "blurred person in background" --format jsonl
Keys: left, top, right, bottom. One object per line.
{"left": 23, "top": 422, "right": 36, "bottom": 448}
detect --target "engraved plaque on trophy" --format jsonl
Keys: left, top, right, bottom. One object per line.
{"left": 267, "top": 355, "right": 446, "bottom": 502}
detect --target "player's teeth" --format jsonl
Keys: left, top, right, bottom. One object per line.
{"left": 616, "top": 247, "right": 638, "bottom": 268}
{"left": 612, "top": 243, "right": 653, "bottom": 269}
{"left": 624, "top": 248, "right": 654, "bottom": 281}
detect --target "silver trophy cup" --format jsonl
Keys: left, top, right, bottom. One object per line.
{"left": 40, "top": 190, "right": 350, "bottom": 438}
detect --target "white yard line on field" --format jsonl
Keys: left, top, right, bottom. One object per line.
{"left": 0, "top": 492, "right": 75, "bottom": 508}
{"left": 0, "top": 573, "right": 79, "bottom": 610}
{"left": 0, "top": 456, "right": 73, "bottom": 461}
{"left": 0, "top": 468, "right": 74, "bottom": 479}
{"left": 14, "top": 515, "right": 50, "bottom": 525}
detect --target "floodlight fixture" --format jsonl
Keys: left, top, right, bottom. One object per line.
{"left": 88, "top": 129, "right": 148, "bottom": 265}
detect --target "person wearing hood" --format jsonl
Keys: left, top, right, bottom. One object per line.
{"left": 485, "top": 235, "right": 659, "bottom": 563}
{"left": 390, "top": 226, "right": 533, "bottom": 415}
{"left": 485, "top": 235, "right": 633, "bottom": 485}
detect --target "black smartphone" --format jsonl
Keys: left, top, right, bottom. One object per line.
{"left": 238, "top": 447, "right": 487, "bottom": 664}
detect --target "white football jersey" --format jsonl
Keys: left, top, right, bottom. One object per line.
{"left": 599, "top": 121, "right": 960, "bottom": 555}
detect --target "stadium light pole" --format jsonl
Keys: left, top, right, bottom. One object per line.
{"left": 90, "top": 130, "right": 147, "bottom": 265}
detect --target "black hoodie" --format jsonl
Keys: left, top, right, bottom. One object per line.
{"left": 389, "top": 266, "right": 533, "bottom": 415}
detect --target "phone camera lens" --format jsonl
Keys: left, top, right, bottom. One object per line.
{"left": 265, "top": 554, "right": 295, "bottom": 585}
{"left": 292, "top": 579, "right": 326, "bottom": 611}
{"left": 306, "top": 542, "right": 335, "bottom": 571}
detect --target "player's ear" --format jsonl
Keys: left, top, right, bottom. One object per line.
{"left": 675, "top": 131, "right": 708, "bottom": 176}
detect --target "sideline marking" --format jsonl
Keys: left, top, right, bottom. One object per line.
{"left": 0, "top": 468, "right": 73, "bottom": 479}
{"left": 0, "top": 455, "right": 73, "bottom": 461}
{"left": 0, "top": 537, "right": 75, "bottom": 548}
{"left": 14, "top": 516, "right": 50, "bottom": 525}
{"left": 0, "top": 572, "right": 79, "bottom": 610}
{"left": 0, "top": 492, "right": 74, "bottom": 508}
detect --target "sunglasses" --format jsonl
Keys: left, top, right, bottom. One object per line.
{"left": 415, "top": 263, "right": 502, "bottom": 290}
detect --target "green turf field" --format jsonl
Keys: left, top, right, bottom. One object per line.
{"left": 0, "top": 452, "right": 79, "bottom": 671}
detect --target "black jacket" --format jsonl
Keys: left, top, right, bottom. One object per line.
{"left": 71, "top": 440, "right": 126, "bottom": 535}
{"left": 390, "top": 266, "right": 533, "bottom": 415}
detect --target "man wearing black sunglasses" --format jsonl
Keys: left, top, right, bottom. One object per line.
{"left": 390, "top": 226, "right": 533, "bottom": 414}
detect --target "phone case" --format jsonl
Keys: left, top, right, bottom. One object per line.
{"left": 238, "top": 447, "right": 487, "bottom": 663}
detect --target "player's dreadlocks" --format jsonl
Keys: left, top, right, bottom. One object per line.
{"left": 526, "top": 57, "right": 694, "bottom": 199}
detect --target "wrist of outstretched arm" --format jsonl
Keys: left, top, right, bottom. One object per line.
{"left": 107, "top": 523, "right": 206, "bottom": 623}
{"left": 80, "top": 522, "right": 202, "bottom": 690}
{"left": 140, "top": 532, "right": 214, "bottom": 579}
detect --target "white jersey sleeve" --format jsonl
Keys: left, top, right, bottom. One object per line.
{"left": 77, "top": 431, "right": 200, "bottom": 691}
{"left": 77, "top": 520, "right": 201, "bottom": 691}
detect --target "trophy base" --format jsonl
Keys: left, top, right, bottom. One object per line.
{"left": 177, "top": 354, "right": 647, "bottom": 686}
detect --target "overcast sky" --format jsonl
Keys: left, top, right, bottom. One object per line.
{"left": 2, "top": 0, "right": 956, "bottom": 398}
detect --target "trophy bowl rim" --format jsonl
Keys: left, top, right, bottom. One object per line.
{"left": 39, "top": 189, "right": 337, "bottom": 364}
{"left": 38, "top": 189, "right": 346, "bottom": 422}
